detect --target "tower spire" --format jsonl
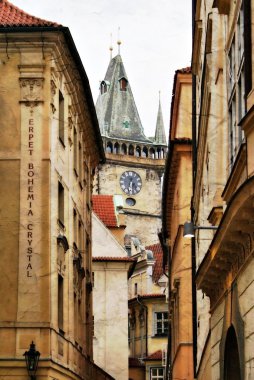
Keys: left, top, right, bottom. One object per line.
{"left": 154, "top": 92, "right": 167, "bottom": 144}
{"left": 109, "top": 33, "right": 113, "bottom": 60}
{"left": 96, "top": 50, "right": 150, "bottom": 142}
{"left": 117, "top": 27, "right": 121, "bottom": 55}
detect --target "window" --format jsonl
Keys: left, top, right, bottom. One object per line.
{"left": 134, "top": 283, "right": 138, "bottom": 295}
{"left": 106, "top": 142, "right": 113, "bottom": 153}
{"left": 73, "top": 208, "right": 77, "bottom": 245}
{"left": 78, "top": 219, "right": 83, "bottom": 250}
{"left": 126, "top": 198, "right": 136, "bottom": 207}
{"left": 154, "top": 312, "right": 169, "bottom": 336}
{"left": 119, "top": 77, "right": 128, "bottom": 91}
{"left": 58, "top": 182, "right": 64, "bottom": 227}
{"left": 59, "top": 91, "right": 65, "bottom": 145}
{"left": 73, "top": 127, "right": 78, "bottom": 175}
{"left": 150, "top": 367, "right": 164, "bottom": 380}
{"left": 100, "top": 81, "right": 108, "bottom": 95}
{"left": 58, "top": 274, "right": 64, "bottom": 332}
{"left": 227, "top": 4, "right": 246, "bottom": 168}
{"left": 74, "top": 293, "right": 78, "bottom": 342}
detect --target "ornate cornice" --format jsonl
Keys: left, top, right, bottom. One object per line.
{"left": 196, "top": 176, "right": 254, "bottom": 306}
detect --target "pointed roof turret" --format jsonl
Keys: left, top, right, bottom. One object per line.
{"left": 96, "top": 54, "right": 151, "bottom": 143}
{"left": 154, "top": 97, "right": 166, "bottom": 145}
{"left": 0, "top": 0, "right": 59, "bottom": 27}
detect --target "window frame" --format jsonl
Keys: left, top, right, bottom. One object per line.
{"left": 153, "top": 311, "right": 169, "bottom": 337}
{"left": 150, "top": 367, "right": 164, "bottom": 380}
{"left": 59, "top": 90, "right": 65, "bottom": 146}
{"left": 227, "top": 3, "right": 246, "bottom": 169}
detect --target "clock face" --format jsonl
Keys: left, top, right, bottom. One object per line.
{"left": 120, "top": 171, "right": 142, "bottom": 195}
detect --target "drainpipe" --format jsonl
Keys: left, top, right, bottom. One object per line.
{"left": 137, "top": 295, "right": 148, "bottom": 358}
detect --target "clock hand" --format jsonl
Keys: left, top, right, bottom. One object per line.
{"left": 129, "top": 179, "right": 133, "bottom": 193}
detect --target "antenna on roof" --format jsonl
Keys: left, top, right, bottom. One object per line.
{"left": 159, "top": 90, "right": 161, "bottom": 102}
{"left": 117, "top": 27, "right": 122, "bottom": 55}
{"left": 109, "top": 33, "right": 113, "bottom": 60}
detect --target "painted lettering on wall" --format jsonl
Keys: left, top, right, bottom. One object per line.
{"left": 26, "top": 118, "right": 35, "bottom": 277}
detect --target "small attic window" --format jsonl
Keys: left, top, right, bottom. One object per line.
{"left": 100, "top": 81, "right": 108, "bottom": 95}
{"left": 119, "top": 77, "right": 128, "bottom": 91}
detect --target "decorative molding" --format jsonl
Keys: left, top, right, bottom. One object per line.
{"left": 19, "top": 78, "right": 44, "bottom": 103}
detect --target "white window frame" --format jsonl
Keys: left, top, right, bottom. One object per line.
{"left": 150, "top": 367, "right": 164, "bottom": 380}
{"left": 153, "top": 311, "right": 169, "bottom": 337}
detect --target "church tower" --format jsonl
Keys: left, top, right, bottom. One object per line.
{"left": 94, "top": 53, "right": 167, "bottom": 246}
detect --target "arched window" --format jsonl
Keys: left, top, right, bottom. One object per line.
{"left": 119, "top": 77, "right": 128, "bottom": 91}
{"left": 149, "top": 147, "right": 155, "bottom": 159}
{"left": 114, "top": 142, "right": 120, "bottom": 154}
{"left": 224, "top": 326, "right": 241, "bottom": 380}
{"left": 106, "top": 142, "right": 113, "bottom": 153}
{"left": 100, "top": 81, "right": 108, "bottom": 95}
{"left": 142, "top": 146, "right": 148, "bottom": 158}
{"left": 136, "top": 146, "right": 141, "bottom": 157}
{"left": 129, "top": 145, "right": 134, "bottom": 156}
{"left": 121, "top": 143, "right": 127, "bottom": 155}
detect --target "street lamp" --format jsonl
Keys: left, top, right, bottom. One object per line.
{"left": 183, "top": 221, "right": 218, "bottom": 238}
{"left": 24, "top": 341, "right": 40, "bottom": 380}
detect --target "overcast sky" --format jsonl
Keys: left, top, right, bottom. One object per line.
{"left": 13, "top": 0, "right": 192, "bottom": 138}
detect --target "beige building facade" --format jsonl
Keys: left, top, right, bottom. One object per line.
{"left": 128, "top": 243, "right": 168, "bottom": 380}
{"left": 192, "top": 0, "right": 254, "bottom": 379}
{"left": 0, "top": 1, "right": 113, "bottom": 379}
{"left": 92, "top": 202, "right": 135, "bottom": 380}
{"left": 162, "top": 67, "right": 193, "bottom": 379}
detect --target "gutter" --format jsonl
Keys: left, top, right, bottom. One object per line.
{"left": 0, "top": 25, "right": 105, "bottom": 164}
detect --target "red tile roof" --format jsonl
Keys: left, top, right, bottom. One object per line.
{"left": 146, "top": 243, "right": 164, "bottom": 283}
{"left": 0, "top": 0, "right": 59, "bottom": 27}
{"left": 144, "top": 350, "right": 162, "bottom": 361}
{"left": 92, "top": 195, "right": 118, "bottom": 228}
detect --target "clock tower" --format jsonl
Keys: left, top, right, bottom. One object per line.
{"left": 94, "top": 54, "right": 167, "bottom": 245}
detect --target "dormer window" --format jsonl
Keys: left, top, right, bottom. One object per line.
{"left": 100, "top": 80, "right": 109, "bottom": 95}
{"left": 119, "top": 77, "right": 128, "bottom": 91}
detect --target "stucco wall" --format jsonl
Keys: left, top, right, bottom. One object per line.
{"left": 93, "top": 261, "right": 129, "bottom": 380}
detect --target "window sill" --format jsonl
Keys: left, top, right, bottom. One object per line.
{"left": 152, "top": 334, "right": 168, "bottom": 338}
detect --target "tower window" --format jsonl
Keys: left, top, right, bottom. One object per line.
{"left": 119, "top": 77, "right": 128, "bottom": 91}
{"left": 100, "top": 81, "right": 108, "bottom": 95}
{"left": 126, "top": 198, "right": 136, "bottom": 207}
